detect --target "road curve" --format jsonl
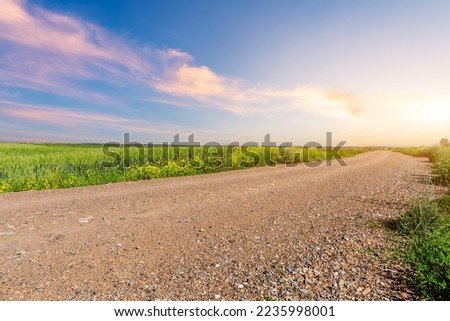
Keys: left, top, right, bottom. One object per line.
{"left": 0, "top": 151, "right": 436, "bottom": 300}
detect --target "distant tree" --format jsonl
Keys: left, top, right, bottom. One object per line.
{"left": 440, "top": 138, "right": 450, "bottom": 147}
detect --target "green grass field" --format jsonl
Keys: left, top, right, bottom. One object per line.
{"left": 0, "top": 143, "right": 373, "bottom": 193}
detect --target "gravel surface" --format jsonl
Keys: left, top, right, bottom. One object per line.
{"left": 0, "top": 151, "right": 442, "bottom": 300}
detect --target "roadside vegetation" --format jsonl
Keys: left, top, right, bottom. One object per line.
{"left": 391, "top": 146, "right": 437, "bottom": 158}
{"left": 392, "top": 197, "right": 450, "bottom": 300}
{"left": 0, "top": 143, "right": 374, "bottom": 193}
{"left": 391, "top": 139, "right": 450, "bottom": 300}
{"left": 393, "top": 138, "right": 450, "bottom": 185}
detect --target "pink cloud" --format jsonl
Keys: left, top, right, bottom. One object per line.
{"left": 0, "top": 0, "right": 109, "bottom": 58}
{"left": 0, "top": 0, "right": 149, "bottom": 73}
{"left": 155, "top": 64, "right": 228, "bottom": 97}
{"left": 0, "top": 0, "right": 152, "bottom": 98}
{"left": 0, "top": 100, "right": 191, "bottom": 135}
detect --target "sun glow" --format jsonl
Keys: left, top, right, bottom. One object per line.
{"left": 401, "top": 100, "right": 450, "bottom": 124}
{"left": 425, "top": 104, "right": 450, "bottom": 122}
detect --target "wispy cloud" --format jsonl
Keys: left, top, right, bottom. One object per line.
{"left": 251, "top": 87, "right": 363, "bottom": 117}
{"left": 0, "top": 0, "right": 148, "bottom": 69}
{"left": 0, "top": 0, "right": 152, "bottom": 108}
{"left": 0, "top": 99, "right": 200, "bottom": 136}
{"left": 1, "top": 0, "right": 106, "bottom": 58}
{"left": 0, "top": 0, "right": 362, "bottom": 119}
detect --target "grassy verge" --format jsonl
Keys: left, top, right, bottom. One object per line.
{"left": 391, "top": 197, "right": 450, "bottom": 300}
{"left": 391, "top": 146, "right": 438, "bottom": 159}
{"left": 390, "top": 144, "right": 450, "bottom": 300}
{"left": 393, "top": 146, "right": 450, "bottom": 185}
{"left": 0, "top": 143, "right": 374, "bottom": 193}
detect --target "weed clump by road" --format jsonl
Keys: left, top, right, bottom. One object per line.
{"left": 393, "top": 197, "right": 450, "bottom": 300}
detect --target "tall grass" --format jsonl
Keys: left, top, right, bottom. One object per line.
{"left": 393, "top": 197, "right": 450, "bottom": 300}
{"left": 0, "top": 143, "right": 373, "bottom": 193}
{"left": 391, "top": 144, "right": 450, "bottom": 299}
{"left": 432, "top": 147, "right": 450, "bottom": 185}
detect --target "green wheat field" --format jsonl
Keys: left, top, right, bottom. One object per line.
{"left": 0, "top": 143, "right": 375, "bottom": 193}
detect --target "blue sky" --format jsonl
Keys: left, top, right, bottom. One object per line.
{"left": 0, "top": 0, "right": 449, "bottom": 146}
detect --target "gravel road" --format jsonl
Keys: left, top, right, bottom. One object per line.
{"left": 0, "top": 151, "right": 439, "bottom": 300}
